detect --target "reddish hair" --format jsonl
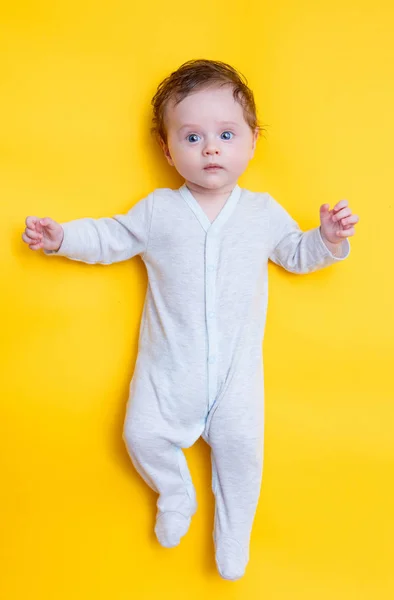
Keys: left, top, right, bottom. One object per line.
{"left": 151, "top": 59, "right": 264, "bottom": 144}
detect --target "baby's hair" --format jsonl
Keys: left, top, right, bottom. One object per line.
{"left": 151, "top": 59, "right": 264, "bottom": 144}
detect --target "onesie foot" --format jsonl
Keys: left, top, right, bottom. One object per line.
{"left": 155, "top": 511, "right": 191, "bottom": 548}
{"left": 215, "top": 537, "right": 248, "bottom": 581}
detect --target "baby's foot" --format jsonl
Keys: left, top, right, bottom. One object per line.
{"left": 215, "top": 536, "right": 249, "bottom": 581}
{"left": 155, "top": 511, "right": 191, "bottom": 548}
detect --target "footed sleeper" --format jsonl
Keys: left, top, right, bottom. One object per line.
{"left": 47, "top": 184, "right": 349, "bottom": 580}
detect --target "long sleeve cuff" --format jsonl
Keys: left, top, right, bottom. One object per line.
{"left": 316, "top": 226, "right": 350, "bottom": 261}
{"left": 44, "top": 223, "right": 70, "bottom": 257}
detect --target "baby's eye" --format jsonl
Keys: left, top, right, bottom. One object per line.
{"left": 220, "top": 131, "right": 234, "bottom": 140}
{"left": 187, "top": 134, "right": 201, "bottom": 143}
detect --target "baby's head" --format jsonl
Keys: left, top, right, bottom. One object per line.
{"left": 151, "top": 59, "right": 262, "bottom": 193}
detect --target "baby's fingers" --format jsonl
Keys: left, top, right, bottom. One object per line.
{"left": 29, "top": 241, "right": 43, "bottom": 250}
{"left": 336, "top": 227, "right": 355, "bottom": 237}
{"left": 39, "top": 217, "right": 59, "bottom": 231}
{"left": 25, "top": 227, "right": 42, "bottom": 240}
{"left": 25, "top": 216, "right": 40, "bottom": 230}
{"left": 333, "top": 207, "right": 351, "bottom": 222}
{"left": 22, "top": 232, "right": 42, "bottom": 250}
{"left": 341, "top": 215, "right": 359, "bottom": 228}
{"left": 333, "top": 199, "right": 349, "bottom": 213}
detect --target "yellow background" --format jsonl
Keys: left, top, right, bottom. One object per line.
{"left": 1, "top": 1, "right": 393, "bottom": 598}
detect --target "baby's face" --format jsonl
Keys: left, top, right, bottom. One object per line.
{"left": 162, "top": 85, "right": 258, "bottom": 193}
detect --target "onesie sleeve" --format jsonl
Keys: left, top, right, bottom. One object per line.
{"left": 44, "top": 192, "right": 154, "bottom": 265}
{"left": 267, "top": 194, "right": 350, "bottom": 274}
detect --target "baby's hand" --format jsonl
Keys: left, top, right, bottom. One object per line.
{"left": 22, "top": 216, "right": 64, "bottom": 252}
{"left": 319, "top": 200, "right": 359, "bottom": 245}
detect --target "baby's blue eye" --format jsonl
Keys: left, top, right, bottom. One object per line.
{"left": 187, "top": 134, "right": 201, "bottom": 143}
{"left": 221, "top": 131, "right": 234, "bottom": 140}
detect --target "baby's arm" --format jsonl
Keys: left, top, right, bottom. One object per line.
{"left": 268, "top": 195, "right": 354, "bottom": 274}
{"left": 22, "top": 193, "right": 154, "bottom": 265}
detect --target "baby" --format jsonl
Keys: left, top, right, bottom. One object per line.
{"left": 22, "top": 59, "right": 359, "bottom": 581}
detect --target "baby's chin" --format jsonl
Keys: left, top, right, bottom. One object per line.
{"left": 186, "top": 172, "right": 237, "bottom": 191}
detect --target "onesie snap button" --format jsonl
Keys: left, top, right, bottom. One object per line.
{"left": 208, "top": 311, "right": 215, "bottom": 318}
{"left": 208, "top": 356, "right": 216, "bottom": 364}
{"left": 207, "top": 265, "right": 215, "bottom": 272}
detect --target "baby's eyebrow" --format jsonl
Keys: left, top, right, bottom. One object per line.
{"left": 178, "top": 124, "right": 201, "bottom": 132}
{"left": 218, "top": 121, "right": 240, "bottom": 128}
{"left": 178, "top": 121, "right": 240, "bottom": 132}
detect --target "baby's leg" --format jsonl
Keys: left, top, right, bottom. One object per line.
{"left": 123, "top": 406, "right": 199, "bottom": 548}
{"left": 204, "top": 379, "right": 265, "bottom": 580}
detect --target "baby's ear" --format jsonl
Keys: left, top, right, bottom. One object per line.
{"left": 159, "top": 137, "right": 174, "bottom": 166}
{"left": 249, "top": 128, "right": 259, "bottom": 159}
{"left": 252, "top": 128, "right": 259, "bottom": 151}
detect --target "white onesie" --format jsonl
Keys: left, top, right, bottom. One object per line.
{"left": 46, "top": 184, "right": 350, "bottom": 580}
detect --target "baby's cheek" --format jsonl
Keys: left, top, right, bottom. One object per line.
{"left": 230, "top": 153, "right": 247, "bottom": 169}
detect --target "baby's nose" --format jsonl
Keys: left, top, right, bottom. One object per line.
{"left": 203, "top": 145, "right": 220, "bottom": 156}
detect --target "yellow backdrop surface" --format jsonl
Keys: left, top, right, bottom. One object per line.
{"left": 1, "top": 1, "right": 393, "bottom": 598}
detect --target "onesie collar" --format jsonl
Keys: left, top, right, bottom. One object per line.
{"left": 179, "top": 183, "right": 242, "bottom": 234}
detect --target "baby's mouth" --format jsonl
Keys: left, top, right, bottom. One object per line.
{"left": 204, "top": 164, "right": 223, "bottom": 170}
